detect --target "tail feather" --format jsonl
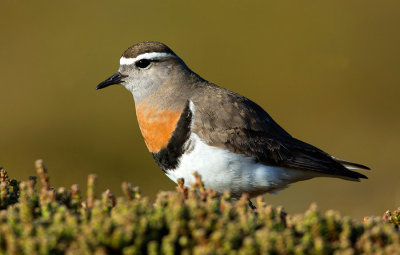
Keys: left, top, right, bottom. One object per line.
{"left": 330, "top": 156, "right": 370, "bottom": 181}
{"left": 332, "top": 157, "right": 371, "bottom": 171}
{"left": 339, "top": 170, "right": 367, "bottom": 181}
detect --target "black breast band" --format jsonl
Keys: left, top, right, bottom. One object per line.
{"left": 151, "top": 100, "right": 193, "bottom": 172}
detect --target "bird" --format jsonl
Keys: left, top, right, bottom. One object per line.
{"left": 97, "top": 41, "right": 369, "bottom": 204}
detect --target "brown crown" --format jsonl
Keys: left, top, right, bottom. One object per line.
{"left": 122, "top": 41, "right": 176, "bottom": 58}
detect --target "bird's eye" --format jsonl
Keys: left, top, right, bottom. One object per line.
{"left": 135, "top": 59, "right": 151, "bottom": 69}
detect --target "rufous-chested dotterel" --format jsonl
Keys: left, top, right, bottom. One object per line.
{"left": 97, "top": 41, "right": 370, "bottom": 207}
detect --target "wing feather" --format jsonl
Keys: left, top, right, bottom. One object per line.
{"left": 190, "top": 83, "right": 368, "bottom": 181}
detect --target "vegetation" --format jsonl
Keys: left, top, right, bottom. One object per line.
{"left": 0, "top": 160, "right": 398, "bottom": 254}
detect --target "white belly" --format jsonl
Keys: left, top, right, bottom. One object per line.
{"left": 165, "top": 134, "right": 312, "bottom": 198}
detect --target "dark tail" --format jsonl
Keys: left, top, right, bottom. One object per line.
{"left": 332, "top": 156, "right": 370, "bottom": 181}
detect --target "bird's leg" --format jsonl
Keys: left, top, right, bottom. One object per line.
{"left": 248, "top": 199, "right": 257, "bottom": 210}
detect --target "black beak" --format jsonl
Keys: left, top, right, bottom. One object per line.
{"left": 96, "top": 72, "right": 127, "bottom": 90}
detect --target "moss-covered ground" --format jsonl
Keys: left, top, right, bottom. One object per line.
{"left": 0, "top": 160, "right": 398, "bottom": 254}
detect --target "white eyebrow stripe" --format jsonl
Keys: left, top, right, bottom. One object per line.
{"left": 120, "top": 52, "right": 174, "bottom": 65}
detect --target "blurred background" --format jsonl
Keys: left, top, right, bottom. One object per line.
{"left": 1, "top": 1, "right": 399, "bottom": 219}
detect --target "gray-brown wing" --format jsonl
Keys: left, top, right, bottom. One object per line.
{"left": 191, "top": 85, "right": 368, "bottom": 180}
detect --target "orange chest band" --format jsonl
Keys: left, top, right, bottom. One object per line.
{"left": 135, "top": 105, "right": 182, "bottom": 153}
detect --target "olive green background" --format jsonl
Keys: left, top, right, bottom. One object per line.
{"left": 1, "top": 1, "right": 399, "bottom": 219}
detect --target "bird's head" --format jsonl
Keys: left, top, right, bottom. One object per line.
{"left": 97, "top": 41, "right": 188, "bottom": 102}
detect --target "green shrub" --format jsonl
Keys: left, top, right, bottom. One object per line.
{"left": 0, "top": 160, "right": 398, "bottom": 254}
